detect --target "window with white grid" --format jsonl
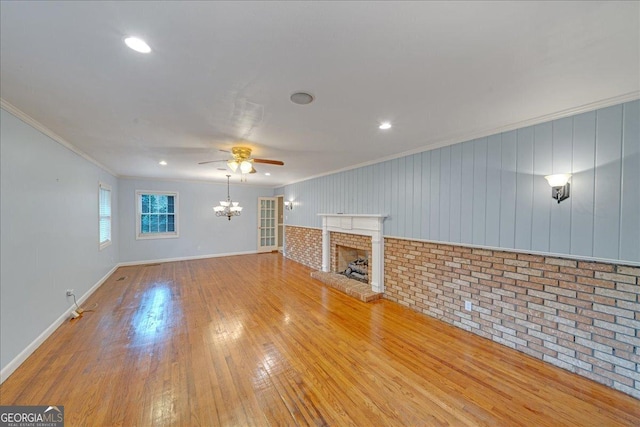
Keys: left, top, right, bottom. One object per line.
{"left": 99, "top": 183, "right": 112, "bottom": 250}
{"left": 135, "top": 191, "right": 179, "bottom": 239}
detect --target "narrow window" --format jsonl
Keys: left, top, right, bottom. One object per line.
{"left": 99, "top": 183, "right": 112, "bottom": 249}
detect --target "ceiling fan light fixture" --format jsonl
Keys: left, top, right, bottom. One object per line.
{"left": 290, "top": 92, "right": 314, "bottom": 105}
{"left": 124, "top": 36, "right": 151, "bottom": 53}
{"left": 240, "top": 160, "right": 253, "bottom": 174}
{"left": 227, "top": 160, "right": 239, "bottom": 172}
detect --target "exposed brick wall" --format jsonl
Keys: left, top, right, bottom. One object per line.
{"left": 330, "top": 232, "right": 372, "bottom": 283}
{"left": 384, "top": 237, "right": 640, "bottom": 398}
{"left": 284, "top": 226, "right": 322, "bottom": 270}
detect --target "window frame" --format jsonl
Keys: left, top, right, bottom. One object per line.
{"left": 135, "top": 190, "right": 179, "bottom": 240}
{"left": 99, "top": 182, "right": 112, "bottom": 250}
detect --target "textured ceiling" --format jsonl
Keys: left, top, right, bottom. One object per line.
{"left": 1, "top": 1, "right": 638, "bottom": 186}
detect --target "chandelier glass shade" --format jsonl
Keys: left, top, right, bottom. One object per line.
{"left": 214, "top": 175, "right": 242, "bottom": 220}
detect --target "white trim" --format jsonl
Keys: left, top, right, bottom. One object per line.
{"left": 318, "top": 214, "right": 387, "bottom": 293}
{"left": 257, "top": 197, "right": 279, "bottom": 253}
{"left": 135, "top": 190, "right": 179, "bottom": 240}
{"left": 0, "top": 250, "right": 258, "bottom": 383}
{"left": 117, "top": 250, "right": 258, "bottom": 267}
{"left": 0, "top": 99, "right": 117, "bottom": 176}
{"left": 282, "top": 92, "right": 640, "bottom": 187}
{"left": 99, "top": 182, "right": 112, "bottom": 250}
{"left": 0, "top": 264, "right": 118, "bottom": 384}
{"left": 382, "top": 235, "right": 640, "bottom": 268}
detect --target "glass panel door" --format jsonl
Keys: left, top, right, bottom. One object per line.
{"left": 257, "top": 197, "right": 278, "bottom": 252}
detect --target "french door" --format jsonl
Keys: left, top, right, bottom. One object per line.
{"left": 257, "top": 197, "right": 278, "bottom": 252}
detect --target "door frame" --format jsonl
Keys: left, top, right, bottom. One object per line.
{"left": 257, "top": 197, "right": 279, "bottom": 253}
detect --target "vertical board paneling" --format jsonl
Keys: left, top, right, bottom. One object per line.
{"left": 282, "top": 100, "right": 638, "bottom": 264}
{"left": 348, "top": 170, "right": 356, "bottom": 212}
{"left": 421, "top": 151, "right": 431, "bottom": 239}
{"left": 384, "top": 160, "right": 393, "bottom": 234}
{"left": 472, "top": 138, "right": 488, "bottom": 245}
{"left": 358, "top": 167, "right": 365, "bottom": 213}
{"left": 404, "top": 156, "right": 414, "bottom": 238}
{"left": 430, "top": 149, "right": 441, "bottom": 241}
{"left": 449, "top": 144, "right": 462, "bottom": 243}
{"left": 412, "top": 154, "right": 422, "bottom": 237}
{"left": 550, "top": 117, "right": 573, "bottom": 254}
{"left": 369, "top": 163, "right": 384, "bottom": 214}
{"left": 571, "top": 111, "right": 596, "bottom": 257}
{"left": 515, "top": 127, "right": 534, "bottom": 250}
{"left": 531, "top": 123, "right": 552, "bottom": 252}
{"left": 439, "top": 146, "right": 451, "bottom": 241}
{"left": 593, "top": 105, "right": 623, "bottom": 259}
{"left": 369, "top": 165, "right": 376, "bottom": 215}
{"left": 397, "top": 157, "right": 406, "bottom": 236}
{"left": 486, "top": 135, "right": 502, "bottom": 247}
{"left": 620, "top": 101, "right": 640, "bottom": 261}
{"left": 460, "top": 142, "right": 474, "bottom": 244}
{"left": 390, "top": 159, "right": 400, "bottom": 237}
{"left": 500, "top": 131, "right": 517, "bottom": 248}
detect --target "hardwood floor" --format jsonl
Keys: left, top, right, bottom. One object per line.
{"left": 1, "top": 253, "right": 638, "bottom": 426}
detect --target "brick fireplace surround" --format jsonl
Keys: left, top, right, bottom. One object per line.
{"left": 284, "top": 225, "right": 640, "bottom": 399}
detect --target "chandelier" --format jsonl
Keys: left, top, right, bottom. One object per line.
{"left": 213, "top": 175, "right": 243, "bottom": 220}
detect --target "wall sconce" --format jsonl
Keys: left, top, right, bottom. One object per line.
{"left": 284, "top": 200, "right": 294, "bottom": 211}
{"left": 544, "top": 174, "right": 571, "bottom": 204}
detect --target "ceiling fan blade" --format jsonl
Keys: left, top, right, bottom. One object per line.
{"left": 198, "top": 159, "right": 226, "bottom": 165}
{"left": 253, "top": 158, "right": 284, "bottom": 166}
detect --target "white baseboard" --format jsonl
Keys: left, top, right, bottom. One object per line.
{"left": 117, "top": 250, "right": 258, "bottom": 267}
{"left": 0, "top": 264, "right": 118, "bottom": 384}
{"left": 0, "top": 250, "right": 265, "bottom": 384}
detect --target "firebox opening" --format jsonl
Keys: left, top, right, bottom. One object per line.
{"left": 336, "top": 245, "right": 369, "bottom": 284}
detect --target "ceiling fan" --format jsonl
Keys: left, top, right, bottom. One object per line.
{"left": 199, "top": 146, "right": 284, "bottom": 174}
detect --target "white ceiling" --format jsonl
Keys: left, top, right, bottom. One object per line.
{"left": 1, "top": 1, "right": 638, "bottom": 187}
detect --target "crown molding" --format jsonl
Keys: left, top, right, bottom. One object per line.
{"left": 0, "top": 98, "right": 117, "bottom": 177}
{"left": 283, "top": 91, "right": 640, "bottom": 186}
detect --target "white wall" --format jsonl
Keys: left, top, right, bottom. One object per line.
{"left": 118, "top": 177, "right": 274, "bottom": 263}
{"left": 284, "top": 101, "right": 640, "bottom": 265}
{"left": 0, "top": 109, "right": 119, "bottom": 376}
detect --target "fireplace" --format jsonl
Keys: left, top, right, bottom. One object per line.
{"left": 318, "top": 214, "right": 387, "bottom": 293}
{"left": 335, "top": 245, "right": 370, "bottom": 283}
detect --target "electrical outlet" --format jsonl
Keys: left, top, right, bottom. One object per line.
{"left": 66, "top": 289, "right": 74, "bottom": 296}
{"left": 464, "top": 300, "right": 472, "bottom": 311}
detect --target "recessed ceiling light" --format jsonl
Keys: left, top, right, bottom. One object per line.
{"left": 379, "top": 122, "right": 392, "bottom": 130}
{"left": 124, "top": 37, "right": 151, "bottom": 54}
{"left": 159, "top": 160, "right": 167, "bottom": 166}
{"left": 265, "top": 172, "right": 271, "bottom": 176}
{"left": 290, "top": 92, "right": 314, "bottom": 105}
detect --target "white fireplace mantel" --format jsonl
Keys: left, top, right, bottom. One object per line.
{"left": 318, "top": 214, "right": 387, "bottom": 293}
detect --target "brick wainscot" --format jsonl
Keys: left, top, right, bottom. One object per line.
{"left": 285, "top": 225, "right": 640, "bottom": 398}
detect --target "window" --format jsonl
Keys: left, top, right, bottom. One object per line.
{"left": 99, "top": 183, "right": 112, "bottom": 250}
{"left": 136, "top": 191, "right": 179, "bottom": 239}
